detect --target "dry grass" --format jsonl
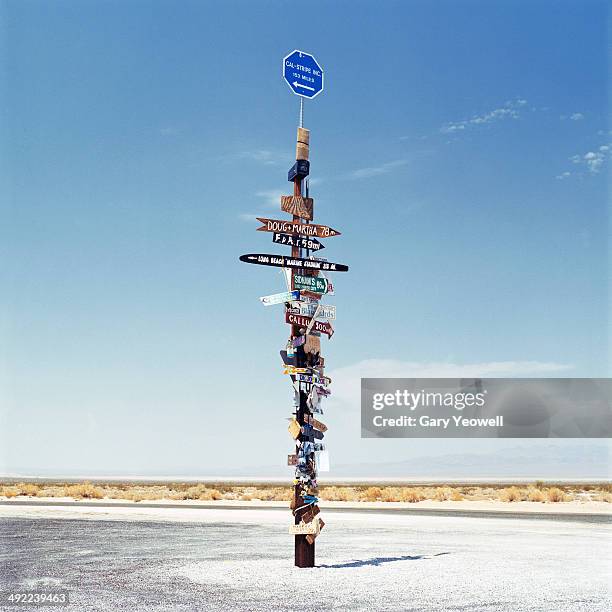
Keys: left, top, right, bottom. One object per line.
{"left": 546, "top": 487, "right": 568, "bottom": 503}
{"left": 63, "top": 482, "right": 104, "bottom": 499}
{"left": 1, "top": 486, "right": 19, "bottom": 498}
{"left": 363, "top": 486, "right": 382, "bottom": 501}
{"left": 526, "top": 487, "right": 545, "bottom": 502}
{"left": 0, "top": 481, "right": 609, "bottom": 504}
{"left": 400, "top": 488, "right": 426, "bottom": 503}
{"left": 499, "top": 486, "right": 523, "bottom": 502}
{"left": 432, "top": 486, "right": 463, "bottom": 501}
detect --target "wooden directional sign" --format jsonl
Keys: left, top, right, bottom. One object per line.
{"left": 286, "top": 312, "right": 334, "bottom": 337}
{"left": 304, "top": 415, "right": 327, "bottom": 432}
{"left": 301, "top": 505, "right": 320, "bottom": 524}
{"left": 289, "top": 302, "right": 336, "bottom": 320}
{"left": 240, "top": 254, "right": 348, "bottom": 272}
{"left": 260, "top": 290, "right": 300, "bottom": 306}
{"left": 272, "top": 233, "right": 324, "bottom": 251}
{"left": 256, "top": 218, "right": 341, "bottom": 238}
{"left": 305, "top": 519, "right": 325, "bottom": 545}
{"left": 294, "top": 274, "right": 329, "bottom": 294}
{"left": 280, "top": 195, "right": 313, "bottom": 220}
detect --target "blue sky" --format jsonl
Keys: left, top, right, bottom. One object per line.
{"left": 1, "top": 0, "right": 609, "bottom": 476}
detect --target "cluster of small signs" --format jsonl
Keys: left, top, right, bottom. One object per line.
{"left": 239, "top": 60, "right": 346, "bottom": 545}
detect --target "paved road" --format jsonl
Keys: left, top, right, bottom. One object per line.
{"left": 0, "top": 508, "right": 610, "bottom": 611}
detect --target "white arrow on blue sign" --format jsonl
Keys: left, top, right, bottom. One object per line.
{"left": 283, "top": 50, "right": 324, "bottom": 99}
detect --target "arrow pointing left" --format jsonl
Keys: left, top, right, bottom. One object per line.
{"left": 294, "top": 81, "right": 315, "bottom": 91}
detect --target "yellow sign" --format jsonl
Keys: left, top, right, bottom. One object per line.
{"left": 288, "top": 418, "right": 301, "bottom": 440}
{"left": 283, "top": 366, "right": 309, "bottom": 375}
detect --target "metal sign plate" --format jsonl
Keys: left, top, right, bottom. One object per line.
{"left": 283, "top": 50, "right": 324, "bottom": 99}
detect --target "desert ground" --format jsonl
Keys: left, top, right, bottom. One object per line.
{"left": 0, "top": 501, "right": 610, "bottom": 611}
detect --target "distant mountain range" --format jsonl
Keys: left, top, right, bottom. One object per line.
{"left": 3, "top": 443, "right": 609, "bottom": 481}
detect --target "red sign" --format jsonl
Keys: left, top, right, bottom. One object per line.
{"left": 285, "top": 312, "right": 334, "bottom": 338}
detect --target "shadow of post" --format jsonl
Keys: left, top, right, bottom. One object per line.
{"left": 318, "top": 552, "right": 450, "bottom": 569}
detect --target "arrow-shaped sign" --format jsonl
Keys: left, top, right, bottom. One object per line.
{"left": 259, "top": 290, "right": 300, "bottom": 306}
{"left": 286, "top": 312, "right": 334, "bottom": 338}
{"left": 294, "top": 274, "right": 329, "bottom": 294}
{"left": 256, "top": 218, "right": 341, "bottom": 239}
{"left": 304, "top": 414, "right": 327, "bottom": 432}
{"left": 273, "top": 233, "right": 324, "bottom": 251}
{"left": 240, "top": 254, "right": 348, "bottom": 272}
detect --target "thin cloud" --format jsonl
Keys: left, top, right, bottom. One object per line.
{"left": 349, "top": 159, "right": 409, "bottom": 179}
{"left": 237, "top": 150, "right": 284, "bottom": 165}
{"left": 326, "top": 359, "right": 573, "bottom": 409}
{"left": 255, "top": 189, "right": 283, "bottom": 208}
{"left": 562, "top": 144, "right": 610, "bottom": 177}
{"left": 560, "top": 112, "right": 585, "bottom": 121}
{"left": 440, "top": 99, "right": 527, "bottom": 134}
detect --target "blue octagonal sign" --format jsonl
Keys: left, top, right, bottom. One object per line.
{"left": 283, "top": 50, "right": 324, "bottom": 99}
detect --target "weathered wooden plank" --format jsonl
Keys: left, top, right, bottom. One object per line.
{"left": 280, "top": 195, "right": 313, "bottom": 220}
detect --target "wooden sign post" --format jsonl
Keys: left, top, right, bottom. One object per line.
{"left": 239, "top": 50, "right": 343, "bottom": 569}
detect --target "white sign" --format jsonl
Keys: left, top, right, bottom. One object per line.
{"left": 290, "top": 301, "right": 336, "bottom": 320}
{"left": 259, "top": 290, "right": 299, "bottom": 306}
{"left": 315, "top": 450, "right": 330, "bottom": 472}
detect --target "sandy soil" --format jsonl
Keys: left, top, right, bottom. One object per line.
{"left": 1, "top": 496, "right": 610, "bottom": 516}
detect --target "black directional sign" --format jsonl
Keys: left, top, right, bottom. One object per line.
{"left": 239, "top": 254, "right": 348, "bottom": 272}
{"left": 273, "top": 233, "right": 325, "bottom": 251}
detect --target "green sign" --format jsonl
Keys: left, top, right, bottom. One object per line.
{"left": 294, "top": 275, "right": 328, "bottom": 294}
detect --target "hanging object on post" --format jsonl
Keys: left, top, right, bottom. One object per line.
{"left": 288, "top": 160, "right": 310, "bottom": 182}
{"left": 296, "top": 127, "right": 310, "bottom": 161}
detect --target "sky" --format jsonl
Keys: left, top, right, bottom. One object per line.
{"left": 1, "top": 0, "right": 610, "bottom": 477}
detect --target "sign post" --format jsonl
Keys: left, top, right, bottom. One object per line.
{"left": 240, "top": 50, "right": 342, "bottom": 569}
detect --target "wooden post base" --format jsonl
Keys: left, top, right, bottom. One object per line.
{"left": 295, "top": 535, "right": 315, "bottom": 567}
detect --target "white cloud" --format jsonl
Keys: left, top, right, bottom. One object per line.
{"left": 236, "top": 150, "right": 284, "bottom": 165}
{"left": 349, "top": 159, "right": 409, "bottom": 179}
{"left": 327, "top": 359, "right": 573, "bottom": 409}
{"left": 570, "top": 112, "right": 584, "bottom": 121}
{"left": 440, "top": 99, "right": 526, "bottom": 134}
{"left": 255, "top": 189, "right": 283, "bottom": 208}
{"left": 560, "top": 144, "right": 610, "bottom": 177}
{"left": 237, "top": 189, "right": 286, "bottom": 223}
{"left": 555, "top": 172, "right": 571, "bottom": 180}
